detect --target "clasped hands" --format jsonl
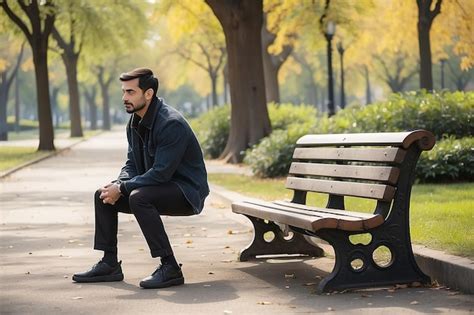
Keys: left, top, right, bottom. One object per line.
{"left": 99, "top": 182, "right": 122, "bottom": 205}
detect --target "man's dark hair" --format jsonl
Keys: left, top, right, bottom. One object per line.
{"left": 119, "top": 68, "right": 159, "bottom": 97}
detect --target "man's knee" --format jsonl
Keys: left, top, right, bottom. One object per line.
{"left": 94, "top": 189, "right": 102, "bottom": 202}
{"left": 128, "top": 188, "right": 151, "bottom": 213}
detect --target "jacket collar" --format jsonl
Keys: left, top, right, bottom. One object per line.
{"left": 130, "top": 96, "right": 162, "bottom": 130}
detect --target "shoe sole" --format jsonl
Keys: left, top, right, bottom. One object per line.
{"left": 139, "top": 277, "right": 185, "bottom": 289}
{"left": 72, "top": 273, "right": 124, "bottom": 283}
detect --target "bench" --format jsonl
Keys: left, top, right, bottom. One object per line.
{"left": 232, "top": 130, "right": 435, "bottom": 293}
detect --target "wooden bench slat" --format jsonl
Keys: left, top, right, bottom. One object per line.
{"left": 232, "top": 200, "right": 384, "bottom": 231}
{"left": 289, "top": 162, "right": 400, "bottom": 184}
{"left": 232, "top": 201, "right": 322, "bottom": 231}
{"left": 268, "top": 201, "right": 384, "bottom": 231}
{"left": 296, "top": 130, "right": 435, "bottom": 150}
{"left": 273, "top": 200, "right": 376, "bottom": 219}
{"left": 245, "top": 200, "right": 368, "bottom": 220}
{"left": 292, "top": 147, "right": 406, "bottom": 163}
{"left": 285, "top": 177, "right": 396, "bottom": 201}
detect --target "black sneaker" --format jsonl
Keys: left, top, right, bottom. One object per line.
{"left": 139, "top": 263, "right": 184, "bottom": 289}
{"left": 72, "top": 260, "right": 124, "bottom": 283}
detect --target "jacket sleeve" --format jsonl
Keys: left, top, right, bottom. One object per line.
{"left": 121, "top": 121, "right": 190, "bottom": 194}
{"left": 117, "top": 125, "right": 138, "bottom": 181}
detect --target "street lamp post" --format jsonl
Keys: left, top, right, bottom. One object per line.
{"left": 440, "top": 58, "right": 447, "bottom": 89}
{"left": 324, "top": 20, "right": 336, "bottom": 116}
{"left": 337, "top": 42, "right": 346, "bottom": 109}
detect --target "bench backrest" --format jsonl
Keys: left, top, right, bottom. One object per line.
{"left": 286, "top": 130, "right": 435, "bottom": 217}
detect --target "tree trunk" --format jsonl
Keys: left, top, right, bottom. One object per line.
{"left": 14, "top": 72, "right": 20, "bottom": 132}
{"left": 211, "top": 73, "right": 218, "bottom": 107}
{"left": 223, "top": 62, "right": 229, "bottom": 104}
{"left": 206, "top": 0, "right": 271, "bottom": 163}
{"left": 417, "top": 0, "right": 442, "bottom": 90}
{"left": 1, "top": 0, "right": 56, "bottom": 150}
{"left": 51, "top": 87, "right": 60, "bottom": 127}
{"left": 84, "top": 86, "right": 98, "bottom": 130}
{"left": 363, "top": 65, "right": 372, "bottom": 105}
{"left": 33, "top": 47, "right": 55, "bottom": 150}
{"left": 63, "top": 54, "right": 83, "bottom": 137}
{"left": 98, "top": 67, "right": 112, "bottom": 131}
{"left": 101, "top": 82, "right": 111, "bottom": 130}
{"left": 0, "top": 73, "right": 8, "bottom": 141}
{"left": 418, "top": 22, "right": 433, "bottom": 90}
{"left": 0, "top": 45, "right": 24, "bottom": 140}
{"left": 307, "top": 78, "right": 318, "bottom": 109}
{"left": 263, "top": 54, "right": 280, "bottom": 104}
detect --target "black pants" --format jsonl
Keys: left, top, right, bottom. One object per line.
{"left": 94, "top": 182, "right": 194, "bottom": 258}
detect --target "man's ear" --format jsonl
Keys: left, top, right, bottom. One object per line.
{"left": 145, "top": 88, "right": 154, "bottom": 100}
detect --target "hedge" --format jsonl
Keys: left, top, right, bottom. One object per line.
{"left": 246, "top": 91, "right": 473, "bottom": 179}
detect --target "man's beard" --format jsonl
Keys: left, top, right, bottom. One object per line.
{"left": 125, "top": 101, "right": 146, "bottom": 114}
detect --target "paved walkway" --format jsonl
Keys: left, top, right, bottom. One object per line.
{"left": 1, "top": 131, "right": 473, "bottom": 314}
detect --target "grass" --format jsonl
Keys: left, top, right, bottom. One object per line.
{"left": 0, "top": 147, "right": 49, "bottom": 172}
{"left": 0, "top": 129, "right": 102, "bottom": 172}
{"left": 208, "top": 173, "right": 474, "bottom": 259}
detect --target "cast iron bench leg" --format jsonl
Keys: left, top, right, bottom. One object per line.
{"left": 316, "top": 228, "right": 431, "bottom": 293}
{"left": 238, "top": 215, "right": 324, "bottom": 261}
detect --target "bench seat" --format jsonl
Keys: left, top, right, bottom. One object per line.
{"left": 233, "top": 200, "right": 384, "bottom": 232}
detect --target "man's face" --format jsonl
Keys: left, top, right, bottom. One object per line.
{"left": 121, "top": 78, "right": 147, "bottom": 114}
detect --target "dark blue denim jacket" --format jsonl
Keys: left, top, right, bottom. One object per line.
{"left": 118, "top": 97, "right": 209, "bottom": 214}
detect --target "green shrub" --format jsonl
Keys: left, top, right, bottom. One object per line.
{"left": 244, "top": 103, "right": 317, "bottom": 177}
{"left": 247, "top": 91, "right": 473, "bottom": 180}
{"left": 417, "top": 136, "right": 474, "bottom": 182}
{"left": 325, "top": 91, "right": 474, "bottom": 138}
{"left": 191, "top": 103, "right": 318, "bottom": 159}
{"left": 268, "top": 103, "right": 318, "bottom": 130}
{"left": 190, "top": 105, "right": 230, "bottom": 159}
{"left": 244, "top": 123, "right": 316, "bottom": 178}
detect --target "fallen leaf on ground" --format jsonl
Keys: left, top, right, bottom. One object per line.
{"left": 303, "top": 282, "right": 317, "bottom": 286}
{"left": 72, "top": 297, "right": 83, "bottom": 300}
{"left": 186, "top": 240, "right": 193, "bottom": 244}
{"left": 208, "top": 271, "right": 214, "bottom": 275}
{"left": 410, "top": 301, "right": 419, "bottom": 305}
{"left": 257, "top": 301, "right": 271, "bottom": 305}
